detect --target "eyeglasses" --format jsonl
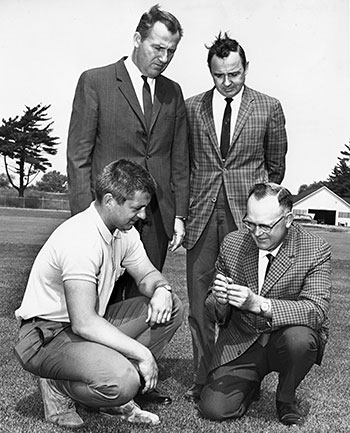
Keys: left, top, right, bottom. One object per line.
{"left": 242, "top": 213, "right": 289, "bottom": 234}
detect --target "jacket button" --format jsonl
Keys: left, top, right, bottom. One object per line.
{"left": 211, "top": 197, "right": 217, "bottom": 203}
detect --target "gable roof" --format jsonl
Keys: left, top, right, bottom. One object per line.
{"left": 293, "top": 185, "right": 350, "bottom": 208}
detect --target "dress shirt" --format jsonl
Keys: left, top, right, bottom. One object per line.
{"left": 258, "top": 244, "right": 282, "bottom": 294}
{"left": 125, "top": 56, "right": 155, "bottom": 112}
{"left": 212, "top": 86, "right": 243, "bottom": 146}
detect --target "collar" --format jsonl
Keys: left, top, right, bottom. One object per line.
{"left": 90, "top": 202, "right": 121, "bottom": 245}
{"left": 125, "top": 55, "right": 155, "bottom": 88}
{"left": 213, "top": 85, "right": 244, "bottom": 106}
{"left": 258, "top": 243, "right": 282, "bottom": 260}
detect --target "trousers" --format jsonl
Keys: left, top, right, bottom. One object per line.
{"left": 199, "top": 326, "right": 320, "bottom": 420}
{"left": 186, "top": 186, "right": 237, "bottom": 384}
{"left": 15, "top": 295, "right": 183, "bottom": 408}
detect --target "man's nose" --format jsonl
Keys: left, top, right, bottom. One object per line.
{"left": 253, "top": 225, "right": 265, "bottom": 236}
{"left": 158, "top": 50, "right": 169, "bottom": 63}
{"left": 223, "top": 75, "right": 232, "bottom": 86}
{"left": 137, "top": 208, "right": 147, "bottom": 220}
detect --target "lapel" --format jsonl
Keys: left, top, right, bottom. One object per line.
{"left": 200, "top": 89, "right": 221, "bottom": 157}
{"left": 151, "top": 77, "right": 166, "bottom": 133}
{"left": 230, "top": 86, "right": 254, "bottom": 147}
{"left": 115, "top": 58, "right": 146, "bottom": 129}
{"left": 260, "top": 227, "right": 296, "bottom": 297}
{"left": 243, "top": 237, "right": 259, "bottom": 294}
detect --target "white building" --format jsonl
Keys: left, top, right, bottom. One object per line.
{"left": 293, "top": 186, "right": 350, "bottom": 226}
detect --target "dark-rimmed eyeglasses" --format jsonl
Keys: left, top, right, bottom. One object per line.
{"left": 242, "top": 213, "right": 290, "bottom": 234}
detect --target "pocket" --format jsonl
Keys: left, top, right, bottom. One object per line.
{"left": 14, "top": 326, "right": 43, "bottom": 367}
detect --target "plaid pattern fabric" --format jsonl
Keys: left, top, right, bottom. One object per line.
{"left": 184, "top": 86, "right": 287, "bottom": 249}
{"left": 207, "top": 223, "right": 332, "bottom": 371}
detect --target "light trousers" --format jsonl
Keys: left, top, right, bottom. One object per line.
{"left": 16, "top": 295, "right": 183, "bottom": 408}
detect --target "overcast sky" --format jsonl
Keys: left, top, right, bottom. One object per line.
{"left": 1, "top": 0, "right": 349, "bottom": 193}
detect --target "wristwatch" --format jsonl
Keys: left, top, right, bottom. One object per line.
{"left": 260, "top": 300, "right": 270, "bottom": 316}
{"left": 156, "top": 284, "right": 172, "bottom": 293}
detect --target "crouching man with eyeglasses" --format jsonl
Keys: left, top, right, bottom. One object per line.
{"left": 14, "top": 159, "right": 183, "bottom": 428}
{"left": 199, "top": 182, "right": 331, "bottom": 427}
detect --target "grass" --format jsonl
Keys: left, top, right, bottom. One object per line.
{"left": 1, "top": 209, "right": 350, "bottom": 432}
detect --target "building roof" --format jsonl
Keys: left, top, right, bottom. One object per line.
{"left": 293, "top": 185, "right": 350, "bottom": 208}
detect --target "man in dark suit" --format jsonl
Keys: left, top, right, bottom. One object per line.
{"left": 67, "top": 4, "right": 189, "bottom": 279}
{"left": 199, "top": 183, "right": 331, "bottom": 426}
{"left": 184, "top": 33, "right": 288, "bottom": 401}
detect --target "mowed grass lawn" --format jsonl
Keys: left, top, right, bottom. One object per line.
{"left": 1, "top": 208, "right": 350, "bottom": 433}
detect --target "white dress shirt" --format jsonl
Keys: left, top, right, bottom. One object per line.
{"left": 258, "top": 244, "right": 282, "bottom": 294}
{"left": 212, "top": 86, "right": 243, "bottom": 147}
{"left": 125, "top": 56, "right": 155, "bottom": 112}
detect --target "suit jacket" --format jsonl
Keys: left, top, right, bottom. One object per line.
{"left": 184, "top": 86, "right": 287, "bottom": 249}
{"left": 206, "top": 223, "right": 332, "bottom": 371}
{"left": 67, "top": 57, "right": 189, "bottom": 238}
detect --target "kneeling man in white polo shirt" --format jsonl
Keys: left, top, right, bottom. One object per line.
{"left": 15, "top": 159, "right": 183, "bottom": 428}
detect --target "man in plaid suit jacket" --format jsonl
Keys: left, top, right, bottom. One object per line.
{"left": 183, "top": 33, "right": 288, "bottom": 401}
{"left": 199, "top": 183, "right": 331, "bottom": 426}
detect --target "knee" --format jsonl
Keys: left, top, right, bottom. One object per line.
{"left": 171, "top": 294, "right": 184, "bottom": 329}
{"left": 199, "top": 386, "right": 244, "bottom": 421}
{"left": 95, "top": 364, "right": 140, "bottom": 403}
{"left": 278, "top": 326, "right": 318, "bottom": 357}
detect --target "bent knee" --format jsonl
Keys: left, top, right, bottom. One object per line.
{"left": 172, "top": 294, "right": 184, "bottom": 328}
{"left": 280, "top": 326, "right": 318, "bottom": 353}
{"left": 199, "top": 389, "right": 244, "bottom": 421}
{"left": 95, "top": 365, "right": 140, "bottom": 402}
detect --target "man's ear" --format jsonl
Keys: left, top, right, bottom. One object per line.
{"left": 133, "top": 32, "right": 141, "bottom": 48}
{"left": 285, "top": 211, "right": 294, "bottom": 228}
{"left": 103, "top": 193, "right": 114, "bottom": 207}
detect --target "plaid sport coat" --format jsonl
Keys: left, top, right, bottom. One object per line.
{"left": 184, "top": 86, "right": 287, "bottom": 249}
{"left": 207, "top": 223, "right": 332, "bottom": 371}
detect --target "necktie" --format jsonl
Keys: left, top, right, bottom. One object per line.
{"left": 258, "top": 253, "right": 274, "bottom": 347}
{"left": 141, "top": 75, "right": 152, "bottom": 130}
{"left": 220, "top": 97, "right": 233, "bottom": 159}
{"left": 265, "top": 253, "right": 274, "bottom": 279}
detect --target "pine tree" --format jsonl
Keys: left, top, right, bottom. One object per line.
{"left": 327, "top": 142, "right": 350, "bottom": 197}
{"left": 0, "top": 104, "right": 59, "bottom": 196}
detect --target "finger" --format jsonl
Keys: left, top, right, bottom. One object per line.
{"left": 145, "top": 304, "right": 152, "bottom": 323}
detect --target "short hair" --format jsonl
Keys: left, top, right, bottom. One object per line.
{"left": 207, "top": 32, "right": 247, "bottom": 70}
{"left": 95, "top": 159, "right": 156, "bottom": 204}
{"left": 136, "top": 4, "right": 183, "bottom": 41}
{"left": 248, "top": 183, "right": 293, "bottom": 212}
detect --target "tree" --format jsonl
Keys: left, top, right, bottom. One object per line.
{"left": 0, "top": 104, "right": 59, "bottom": 196}
{"left": 35, "top": 170, "right": 68, "bottom": 193}
{"left": 297, "top": 180, "right": 327, "bottom": 195}
{"left": 0, "top": 173, "right": 9, "bottom": 188}
{"left": 327, "top": 141, "right": 350, "bottom": 197}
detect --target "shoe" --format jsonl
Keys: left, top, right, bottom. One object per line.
{"left": 276, "top": 401, "right": 303, "bottom": 426}
{"left": 100, "top": 400, "right": 160, "bottom": 425}
{"left": 39, "top": 378, "right": 84, "bottom": 428}
{"left": 184, "top": 384, "right": 204, "bottom": 402}
{"left": 134, "top": 386, "right": 172, "bottom": 405}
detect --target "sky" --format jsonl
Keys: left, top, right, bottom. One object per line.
{"left": 0, "top": 0, "right": 349, "bottom": 194}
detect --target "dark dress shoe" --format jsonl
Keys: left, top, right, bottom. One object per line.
{"left": 134, "top": 387, "right": 172, "bottom": 406}
{"left": 276, "top": 401, "right": 303, "bottom": 426}
{"left": 184, "top": 384, "right": 204, "bottom": 402}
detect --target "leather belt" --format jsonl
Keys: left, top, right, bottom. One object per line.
{"left": 21, "top": 317, "right": 49, "bottom": 326}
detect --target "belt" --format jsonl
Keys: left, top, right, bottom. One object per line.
{"left": 21, "top": 317, "right": 50, "bottom": 327}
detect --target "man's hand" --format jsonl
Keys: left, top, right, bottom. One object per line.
{"left": 213, "top": 274, "right": 258, "bottom": 311}
{"left": 168, "top": 218, "right": 185, "bottom": 252}
{"left": 138, "top": 350, "right": 159, "bottom": 393}
{"left": 212, "top": 273, "right": 230, "bottom": 305}
{"left": 146, "top": 287, "right": 173, "bottom": 327}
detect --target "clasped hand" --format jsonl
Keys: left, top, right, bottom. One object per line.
{"left": 146, "top": 287, "right": 173, "bottom": 327}
{"left": 213, "top": 273, "right": 254, "bottom": 310}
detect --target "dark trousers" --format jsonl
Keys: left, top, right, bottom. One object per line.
{"left": 199, "top": 326, "right": 320, "bottom": 420}
{"left": 186, "top": 186, "right": 237, "bottom": 384}
{"left": 110, "top": 194, "right": 169, "bottom": 302}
